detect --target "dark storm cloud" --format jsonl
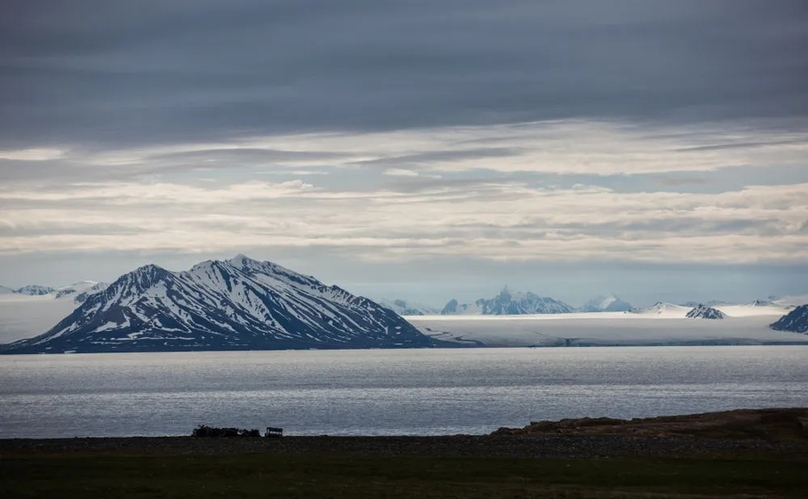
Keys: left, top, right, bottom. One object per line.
{"left": 1, "top": 0, "right": 806, "bottom": 149}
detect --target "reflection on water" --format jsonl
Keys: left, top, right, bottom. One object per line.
{"left": 1, "top": 346, "right": 807, "bottom": 438}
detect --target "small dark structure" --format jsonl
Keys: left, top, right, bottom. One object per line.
{"left": 265, "top": 426, "right": 284, "bottom": 438}
{"left": 192, "top": 425, "right": 261, "bottom": 437}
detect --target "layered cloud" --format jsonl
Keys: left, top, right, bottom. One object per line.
{"left": 1, "top": 119, "right": 806, "bottom": 265}
{"left": 1, "top": 1, "right": 806, "bottom": 296}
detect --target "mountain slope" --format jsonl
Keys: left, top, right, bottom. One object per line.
{"left": 441, "top": 289, "right": 573, "bottom": 315}
{"left": 770, "top": 305, "right": 808, "bottom": 333}
{"left": 686, "top": 304, "right": 725, "bottom": 320}
{"left": 1, "top": 255, "right": 434, "bottom": 354}
{"left": 377, "top": 299, "right": 439, "bottom": 316}
{"left": 630, "top": 302, "right": 690, "bottom": 318}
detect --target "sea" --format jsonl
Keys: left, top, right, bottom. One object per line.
{"left": 1, "top": 346, "right": 807, "bottom": 438}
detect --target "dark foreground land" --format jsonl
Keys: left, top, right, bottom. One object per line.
{"left": 2, "top": 408, "right": 807, "bottom": 499}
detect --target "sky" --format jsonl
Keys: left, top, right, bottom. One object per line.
{"left": 1, "top": 0, "right": 807, "bottom": 308}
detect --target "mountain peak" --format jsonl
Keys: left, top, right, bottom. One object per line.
{"left": 2, "top": 257, "right": 434, "bottom": 354}
{"left": 770, "top": 304, "right": 808, "bottom": 333}
{"left": 229, "top": 254, "right": 259, "bottom": 267}
{"left": 686, "top": 304, "right": 726, "bottom": 319}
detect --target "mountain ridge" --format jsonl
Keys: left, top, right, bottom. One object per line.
{"left": 440, "top": 288, "right": 573, "bottom": 315}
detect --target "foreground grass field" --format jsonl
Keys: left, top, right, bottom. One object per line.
{"left": 2, "top": 453, "right": 806, "bottom": 499}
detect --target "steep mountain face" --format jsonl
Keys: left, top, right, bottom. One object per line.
{"left": 770, "top": 305, "right": 808, "bottom": 333}
{"left": 580, "top": 295, "right": 633, "bottom": 312}
{"left": 686, "top": 304, "right": 726, "bottom": 320}
{"left": 1, "top": 255, "right": 434, "bottom": 354}
{"left": 441, "top": 289, "right": 573, "bottom": 315}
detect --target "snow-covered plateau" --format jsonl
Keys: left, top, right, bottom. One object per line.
{"left": 408, "top": 303, "right": 808, "bottom": 347}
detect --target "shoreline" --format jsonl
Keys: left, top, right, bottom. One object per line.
{"left": 3, "top": 408, "right": 806, "bottom": 459}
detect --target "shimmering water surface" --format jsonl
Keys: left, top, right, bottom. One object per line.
{"left": 1, "top": 346, "right": 807, "bottom": 438}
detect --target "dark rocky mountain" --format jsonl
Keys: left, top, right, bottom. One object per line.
{"left": 685, "top": 304, "right": 726, "bottom": 320}
{"left": 441, "top": 288, "right": 573, "bottom": 315}
{"left": 0, "top": 255, "right": 435, "bottom": 354}
{"left": 770, "top": 305, "right": 808, "bottom": 333}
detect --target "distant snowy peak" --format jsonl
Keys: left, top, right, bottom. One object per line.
{"left": 631, "top": 302, "right": 689, "bottom": 317}
{"left": 770, "top": 305, "right": 808, "bottom": 334}
{"left": 2, "top": 255, "right": 434, "bottom": 354}
{"left": 580, "top": 294, "right": 633, "bottom": 312}
{"left": 378, "top": 299, "right": 439, "bottom": 316}
{"left": 0, "top": 285, "right": 14, "bottom": 295}
{"left": 441, "top": 288, "right": 573, "bottom": 315}
{"left": 686, "top": 304, "right": 726, "bottom": 320}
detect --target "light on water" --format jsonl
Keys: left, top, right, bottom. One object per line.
{"left": 1, "top": 346, "right": 807, "bottom": 438}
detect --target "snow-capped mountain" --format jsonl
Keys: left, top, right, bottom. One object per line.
{"left": 441, "top": 288, "right": 573, "bottom": 315}
{"left": 770, "top": 305, "right": 808, "bottom": 334}
{"left": 0, "top": 285, "right": 13, "bottom": 295}
{"left": 0, "top": 255, "right": 434, "bottom": 354}
{"left": 579, "top": 295, "right": 633, "bottom": 312}
{"left": 686, "top": 304, "right": 725, "bottom": 320}
{"left": 631, "top": 302, "right": 690, "bottom": 317}
{"left": 377, "top": 299, "right": 439, "bottom": 316}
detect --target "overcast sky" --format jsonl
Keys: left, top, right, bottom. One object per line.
{"left": 1, "top": 0, "right": 807, "bottom": 307}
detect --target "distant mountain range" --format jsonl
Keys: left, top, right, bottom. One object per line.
{"left": 440, "top": 288, "right": 574, "bottom": 315}
{"left": 0, "top": 255, "right": 435, "bottom": 354}
{"left": 1, "top": 284, "right": 55, "bottom": 296}
{"left": 0, "top": 281, "right": 108, "bottom": 303}
{"left": 2, "top": 266, "right": 807, "bottom": 352}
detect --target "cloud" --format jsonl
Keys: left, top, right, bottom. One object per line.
{"left": 383, "top": 169, "right": 419, "bottom": 177}
{"left": 1, "top": 171, "right": 806, "bottom": 264}
{"left": 2, "top": 1, "right": 807, "bottom": 149}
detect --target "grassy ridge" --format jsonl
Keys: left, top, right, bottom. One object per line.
{"left": 2, "top": 453, "right": 806, "bottom": 498}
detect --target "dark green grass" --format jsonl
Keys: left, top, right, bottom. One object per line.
{"left": 1, "top": 453, "right": 806, "bottom": 498}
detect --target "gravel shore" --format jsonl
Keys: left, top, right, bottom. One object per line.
{"left": 2, "top": 434, "right": 807, "bottom": 459}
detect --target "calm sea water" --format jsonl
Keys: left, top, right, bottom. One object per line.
{"left": 1, "top": 346, "right": 807, "bottom": 438}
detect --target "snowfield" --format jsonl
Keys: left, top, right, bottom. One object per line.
{"left": 407, "top": 307, "right": 808, "bottom": 347}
